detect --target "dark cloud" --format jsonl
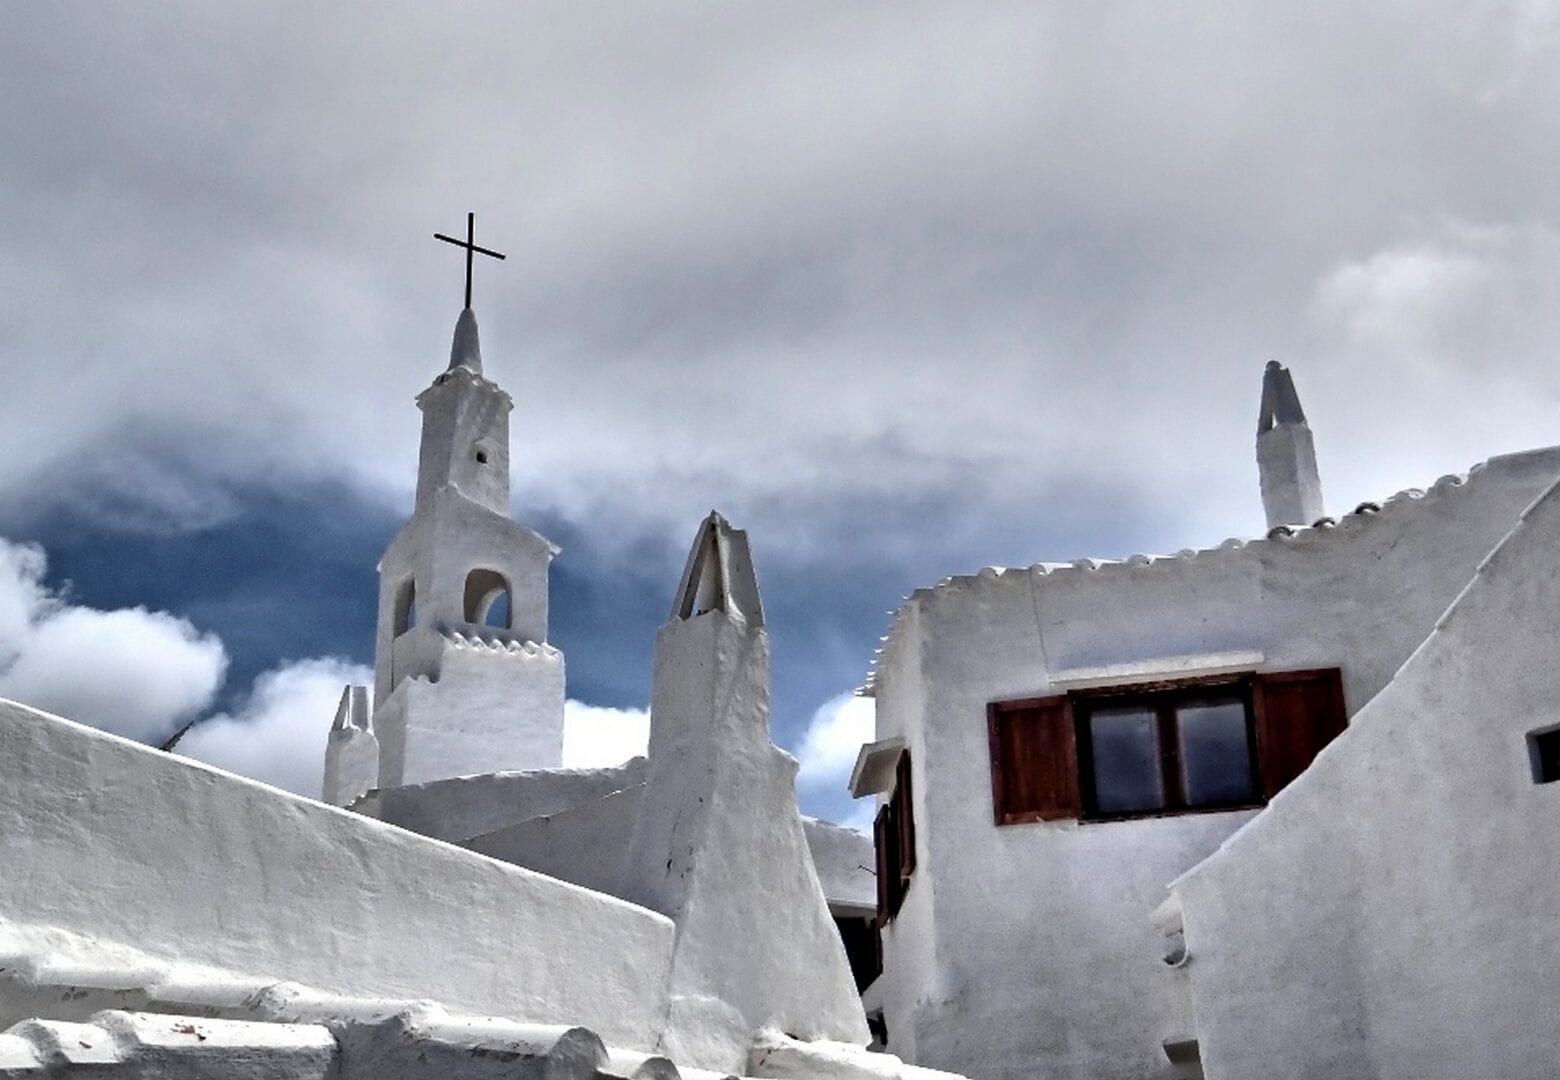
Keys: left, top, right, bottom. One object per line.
{"left": 5, "top": 4, "right": 1560, "bottom": 817}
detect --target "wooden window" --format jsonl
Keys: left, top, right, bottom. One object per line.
{"left": 874, "top": 751, "right": 916, "bottom": 923}
{"left": 989, "top": 669, "right": 1347, "bottom": 825}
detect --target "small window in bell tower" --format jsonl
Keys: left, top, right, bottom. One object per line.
{"left": 475, "top": 449, "right": 489, "bottom": 464}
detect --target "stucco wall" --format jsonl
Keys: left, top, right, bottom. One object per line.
{"left": 374, "top": 637, "right": 565, "bottom": 788}
{"left": 0, "top": 700, "right": 674, "bottom": 1052}
{"left": 465, "top": 784, "right": 644, "bottom": 897}
{"left": 1174, "top": 474, "right": 1560, "bottom": 1080}
{"left": 868, "top": 447, "right": 1560, "bottom": 1079}
{"left": 358, "top": 758, "right": 645, "bottom": 843}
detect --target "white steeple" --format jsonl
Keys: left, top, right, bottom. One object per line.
{"left": 351, "top": 305, "right": 566, "bottom": 790}
{"left": 1257, "top": 360, "right": 1325, "bottom": 530}
{"left": 623, "top": 512, "right": 867, "bottom": 1070}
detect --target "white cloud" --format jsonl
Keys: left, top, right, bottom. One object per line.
{"left": 1312, "top": 240, "right": 1497, "bottom": 358}
{"left": 562, "top": 699, "right": 650, "bottom": 769}
{"left": 0, "top": 534, "right": 366, "bottom": 798}
{"left": 795, "top": 692, "right": 875, "bottom": 791}
{"left": 179, "top": 656, "right": 373, "bottom": 797}
{"left": 0, "top": 541, "right": 49, "bottom": 661}
{"left": 0, "top": 538, "right": 227, "bottom": 742}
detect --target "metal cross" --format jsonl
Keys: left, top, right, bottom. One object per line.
{"left": 434, "top": 212, "right": 506, "bottom": 310}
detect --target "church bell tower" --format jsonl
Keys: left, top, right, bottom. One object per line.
{"left": 324, "top": 217, "right": 565, "bottom": 802}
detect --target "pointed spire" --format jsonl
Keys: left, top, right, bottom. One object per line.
{"left": 332, "top": 685, "right": 371, "bottom": 733}
{"left": 448, "top": 308, "right": 483, "bottom": 373}
{"left": 1256, "top": 361, "right": 1325, "bottom": 529}
{"left": 1258, "top": 360, "right": 1307, "bottom": 433}
{"left": 671, "top": 511, "right": 765, "bottom": 627}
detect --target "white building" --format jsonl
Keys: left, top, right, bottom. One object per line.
{"left": 854, "top": 362, "right": 1560, "bottom": 1079}
{"left": 0, "top": 303, "right": 951, "bottom": 1080}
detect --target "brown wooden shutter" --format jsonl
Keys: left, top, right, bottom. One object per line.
{"left": 987, "top": 696, "right": 1080, "bottom": 825}
{"left": 894, "top": 751, "right": 916, "bottom": 878}
{"left": 1253, "top": 668, "right": 1348, "bottom": 798}
{"left": 873, "top": 803, "right": 894, "bottom": 922}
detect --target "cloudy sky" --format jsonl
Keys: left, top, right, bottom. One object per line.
{"left": 3, "top": 2, "right": 1559, "bottom": 828}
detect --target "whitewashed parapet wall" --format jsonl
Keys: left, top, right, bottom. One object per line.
{"left": 356, "top": 757, "right": 649, "bottom": 843}
{"left": 0, "top": 699, "right": 672, "bottom": 1052}
{"left": 862, "top": 445, "right": 1560, "bottom": 1080}
{"left": 0, "top": 1006, "right": 962, "bottom": 1080}
{"left": 1171, "top": 474, "right": 1560, "bottom": 1080}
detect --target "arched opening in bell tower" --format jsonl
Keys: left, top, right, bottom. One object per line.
{"left": 463, "top": 568, "right": 512, "bottom": 629}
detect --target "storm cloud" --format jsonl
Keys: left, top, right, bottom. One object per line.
{"left": 3, "top": 3, "right": 1559, "bottom": 823}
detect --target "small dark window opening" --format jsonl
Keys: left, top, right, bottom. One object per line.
{"left": 874, "top": 751, "right": 916, "bottom": 924}
{"left": 475, "top": 450, "right": 489, "bottom": 464}
{"left": 1077, "top": 683, "right": 1260, "bottom": 820}
{"left": 392, "top": 578, "right": 417, "bottom": 637}
{"left": 1529, "top": 725, "right": 1560, "bottom": 784}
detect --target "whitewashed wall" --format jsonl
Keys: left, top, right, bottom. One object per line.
{"left": 1174, "top": 475, "right": 1560, "bottom": 1080}
{"left": 357, "top": 758, "right": 646, "bottom": 843}
{"left": 868, "top": 447, "right": 1560, "bottom": 1080}
{"left": 0, "top": 701, "right": 674, "bottom": 1053}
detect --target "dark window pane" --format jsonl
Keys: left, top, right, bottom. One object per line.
{"left": 1089, "top": 706, "right": 1164, "bottom": 814}
{"left": 1178, "top": 697, "right": 1256, "bottom": 806}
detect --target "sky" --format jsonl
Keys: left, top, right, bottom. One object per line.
{"left": 2, "top": 2, "right": 1560, "bottom": 829}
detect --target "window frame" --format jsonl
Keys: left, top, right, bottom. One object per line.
{"left": 1072, "top": 674, "right": 1264, "bottom": 822}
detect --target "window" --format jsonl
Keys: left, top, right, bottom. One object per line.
{"left": 1075, "top": 686, "right": 1259, "bottom": 819}
{"left": 1529, "top": 724, "right": 1560, "bottom": 784}
{"left": 874, "top": 751, "right": 916, "bottom": 923}
{"left": 988, "top": 669, "right": 1346, "bottom": 825}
